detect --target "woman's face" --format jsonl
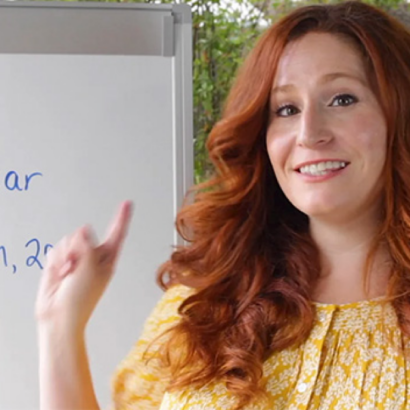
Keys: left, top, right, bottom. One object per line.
{"left": 266, "top": 32, "right": 387, "bottom": 222}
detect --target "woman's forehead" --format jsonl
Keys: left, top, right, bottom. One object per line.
{"left": 272, "top": 32, "right": 369, "bottom": 92}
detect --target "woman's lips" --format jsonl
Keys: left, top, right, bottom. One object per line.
{"left": 296, "top": 164, "right": 349, "bottom": 182}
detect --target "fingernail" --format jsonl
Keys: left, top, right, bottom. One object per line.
{"left": 128, "top": 200, "right": 134, "bottom": 212}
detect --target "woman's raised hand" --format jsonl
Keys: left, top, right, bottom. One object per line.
{"left": 35, "top": 201, "right": 133, "bottom": 333}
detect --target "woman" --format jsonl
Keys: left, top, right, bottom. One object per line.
{"left": 36, "top": 1, "right": 410, "bottom": 409}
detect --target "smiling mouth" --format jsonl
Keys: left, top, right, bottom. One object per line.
{"left": 297, "top": 161, "right": 349, "bottom": 176}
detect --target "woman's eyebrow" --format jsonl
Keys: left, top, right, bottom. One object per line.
{"left": 271, "top": 72, "right": 367, "bottom": 96}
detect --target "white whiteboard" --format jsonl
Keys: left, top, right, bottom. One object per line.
{"left": 0, "top": 2, "right": 193, "bottom": 409}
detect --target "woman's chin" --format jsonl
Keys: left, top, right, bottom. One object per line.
{"left": 297, "top": 203, "right": 345, "bottom": 220}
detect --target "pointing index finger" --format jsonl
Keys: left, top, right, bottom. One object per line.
{"left": 100, "top": 201, "right": 133, "bottom": 262}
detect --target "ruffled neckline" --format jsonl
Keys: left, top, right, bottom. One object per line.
{"left": 313, "top": 295, "right": 386, "bottom": 309}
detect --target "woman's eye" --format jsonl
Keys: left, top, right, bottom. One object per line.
{"left": 275, "top": 105, "right": 299, "bottom": 117}
{"left": 273, "top": 94, "right": 357, "bottom": 118}
{"left": 331, "top": 94, "right": 358, "bottom": 107}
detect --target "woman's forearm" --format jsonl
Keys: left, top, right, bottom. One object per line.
{"left": 38, "top": 325, "right": 100, "bottom": 410}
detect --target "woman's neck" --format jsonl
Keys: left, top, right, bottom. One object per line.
{"left": 309, "top": 212, "right": 391, "bottom": 304}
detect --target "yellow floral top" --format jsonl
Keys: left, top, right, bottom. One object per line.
{"left": 111, "top": 284, "right": 410, "bottom": 409}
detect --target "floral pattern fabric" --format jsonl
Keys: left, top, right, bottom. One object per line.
{"left": 111, "top": 285, "right": 410, "bottom": 409}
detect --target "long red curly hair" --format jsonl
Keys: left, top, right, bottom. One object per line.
{"left": 154, "top": 1, "right": 410, "bottom": 408}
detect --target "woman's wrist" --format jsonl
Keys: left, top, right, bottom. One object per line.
{"left": 37, "top": 318, "right": 85, "bottom": 344}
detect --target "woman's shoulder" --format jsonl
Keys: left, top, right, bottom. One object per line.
{"left": 145, "top": 283, "right": 195, "bottom": 330}
{"left": 124, "top": 282, "right": 195, "bottom": 350}
{"left": 158, "top": 283, "right": 196, "bottom": 307}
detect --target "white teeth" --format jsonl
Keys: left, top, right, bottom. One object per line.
{"left": 299, "top": 161, "right": 347, "bottom": 176}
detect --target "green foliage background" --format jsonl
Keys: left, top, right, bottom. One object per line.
{"left": 52, "top": 0, "right": 410, "bottom": 182}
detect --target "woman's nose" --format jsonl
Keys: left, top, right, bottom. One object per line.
{"left": 296, "top": 105, "right": 333, "bottom": 148}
